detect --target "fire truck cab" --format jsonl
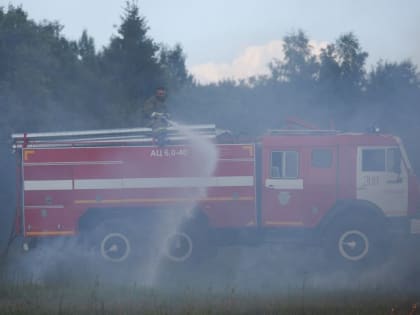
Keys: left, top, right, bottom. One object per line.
{"left": 11, "top": 124, "right": 420, "bottom": 266}
{"left": 259, "top": 130, "right": 420, "bottom": 263}
{"left": 261, "top": 131, "right": 416, "bottom": 226}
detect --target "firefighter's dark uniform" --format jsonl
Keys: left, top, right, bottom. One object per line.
{"left": 141, "top": 93, "right": 169, "bottom": 146}
{"left": 142, "top": 95, "right": 168, "bottom": 128}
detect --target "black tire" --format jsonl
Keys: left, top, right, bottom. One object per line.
{"left": 163, "top": 217, "right": 215, "bottom": 265}
{"left": 323, "top": 217, "right": 390, "bottom": 268}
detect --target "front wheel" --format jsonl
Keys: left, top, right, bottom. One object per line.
{"left": 323, "top": 218, "right": 389, "bottom": 268}
{"left": 337, "top": 229, "right": 370, "bottom": 262}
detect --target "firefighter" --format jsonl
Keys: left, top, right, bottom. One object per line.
{"left": 142, "top": 86, "right": 168, "bottom": 128}
{"left": 142, "top": 87, "right": 170, "bottom": 146}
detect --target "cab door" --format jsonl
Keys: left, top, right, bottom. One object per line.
{"left": 356, "top": 146, "right": 408, "bottom": 216}
{"left": 261, "top": 147, "right": 304, "bottom": 227}
{"left": 300, "top": 146, "right": 338, "bottom": 227}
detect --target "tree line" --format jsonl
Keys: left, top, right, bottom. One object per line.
{"left": 0, "top": 3, "right": 419, "bottom": 205}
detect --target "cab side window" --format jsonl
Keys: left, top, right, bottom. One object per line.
{"left": 271, "top": 151, "right": 299, "bottom": 178}
{"left": 361, "top": 147, "right": 401, "bottom": 173}
{"left": 362, "top": 149, "right": 385, "bottom": 171}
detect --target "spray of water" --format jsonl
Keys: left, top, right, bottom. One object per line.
{"left": 136, "top": 119, "right": 219, "bottom": 285}
{"left": 168, "top": 119, "right": 219, "bottom": 186}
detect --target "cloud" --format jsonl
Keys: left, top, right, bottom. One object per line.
{"left": 189, "top": 39, "right": 328, "bottom": 84}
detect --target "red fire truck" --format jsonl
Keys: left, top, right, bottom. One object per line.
{"left": 10, "top": 123, "right": 420, "bottom": 266}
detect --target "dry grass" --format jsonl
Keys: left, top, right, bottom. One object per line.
{"left": 1, "top": 240, "right": 419, "bottom": 314}
{"left": 0, "top": 272, "right": 419, "bottom": 315}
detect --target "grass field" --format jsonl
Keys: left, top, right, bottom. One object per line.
{"left": 1, "top": 239, "right": 419, "bottom": 314}
{"left": 0, "top": 276, "right": 418, "bottom": 315}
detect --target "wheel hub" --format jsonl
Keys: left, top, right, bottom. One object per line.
{"left": 338, "top": 230, "right": 369, "bottom": 261}
{"left": 165, "top": 232, "right": 193, "bottom": 262}
{"left": 101, "top": 232, "right": 131, "bottom": 262}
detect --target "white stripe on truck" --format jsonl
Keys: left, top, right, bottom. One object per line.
{"left": 24, "top": 176, "right": 254, "bottom": 191}
{"left": 24, "top": 180, "right": 73, "bottom": 191}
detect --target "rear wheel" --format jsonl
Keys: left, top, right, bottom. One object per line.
{"left": 164, "top": 231, "right": 194, "bottom": 262}
{"left": 162, "top": 215, "right": 215, "bottom": 265}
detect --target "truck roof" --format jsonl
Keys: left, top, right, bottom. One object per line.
{"left": 11, "top": 125, "right": 400, "bottom": 149}
{"left": 262, "top": 129, "right": 399, "bottom": 147}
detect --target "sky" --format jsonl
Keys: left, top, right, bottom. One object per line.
{"left": 2, "top": 0, "right": 420, "bottom": 83}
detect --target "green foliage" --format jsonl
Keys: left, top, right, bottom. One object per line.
{"left": 269, "top": 30, "right": 319, "bottom": 85}
{"left": 159, "top": 43, "right": 192, "bottom": 91}
{"left": 334, "top": 33, "right": 369, "bottom": 95}
{"left": 100, "top": 1, "right": 162, "bottom": 118}
{"left": 368, "top": 60, "right": 419, "bottom": 95}
{"left": 316, "top": 35, "right": 367, "bottom": 118}
{"left": 96, "top": 1, "right": 178, "bottom": 126}
{"left": 0, "top": 5, "right": 79, "bottom": 131}
{"left": 77, "top": 30, "right": 96, "bottom": 66}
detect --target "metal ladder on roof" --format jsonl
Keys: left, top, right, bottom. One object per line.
{"left": 11, "top": 124, "right": 217, "bottom": 149}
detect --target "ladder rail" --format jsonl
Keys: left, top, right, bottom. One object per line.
{"left": 12, "top": 134, "right": 217, "bottom": 149}
{"left": 13, "top": 135, "right": 216, "bottom": 149}
{"left": 11, "top": 124, "right": 217, "bottom": 149}
{"left": 11, "top": 125, "right": 216, "bottom": 141}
